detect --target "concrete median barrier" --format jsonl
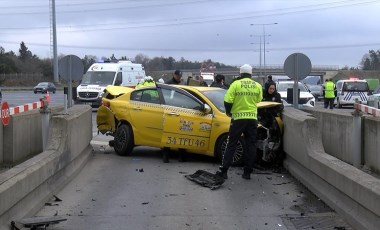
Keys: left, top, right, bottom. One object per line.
{"left": 282, "top": 107, "right": 380, "bottom": 230}
{"left": 0, "top": 105, "right": 92, "bottom": 229}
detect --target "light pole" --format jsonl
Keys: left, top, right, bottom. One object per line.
{"left": 250, "top": 23, "right": 278, "bottom": 79}
{"left": 250, "top": 35, "right": 262, "bottom": 77}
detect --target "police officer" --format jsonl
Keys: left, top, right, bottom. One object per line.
{"left": 216, "top": 64, "right": 263, "bottom": 180}
{"left": 136, "top": 76, "right": 155, "bottom": 89}
{"left": 323, "top": 78, "right": 336, "bottom": 109}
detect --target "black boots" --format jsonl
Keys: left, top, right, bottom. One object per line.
{"left": 242, "top": 168, "right": 251, "bottom": 180}
{"left": 216, "top": 167, "right": 228, "bottom": 179}
{"left": 242, "top": 171, "right": 251, "bottom": 180}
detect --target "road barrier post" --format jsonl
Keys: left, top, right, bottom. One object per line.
{"left": 39, "top": 95, "right": 51, "bottom": 151}
{"left": 351, "top": 99, "right": 363, "bottom": 168}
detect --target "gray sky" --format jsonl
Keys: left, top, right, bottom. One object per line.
{"left": 1, "top": 0, "right": 380, "bottom": 69}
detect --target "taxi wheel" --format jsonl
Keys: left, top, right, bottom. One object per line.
{"left": 114, "top": 124, "right": 134, "bottom": 156}
{"left": 215, "top": 134, "right": 244, "bottom": 166}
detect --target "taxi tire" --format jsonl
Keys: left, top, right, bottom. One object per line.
{"left": 114, "top": 124, "right": 134, "bottom": 156}
{"left": 215, "top": 134, "right": 244, "bottom": 166}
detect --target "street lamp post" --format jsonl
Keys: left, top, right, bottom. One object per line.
{"left": 250, "top": 35, "right": 262, "bottom": 77}
{"left": 250, "top": 23, "right": 278, "bottom": 79}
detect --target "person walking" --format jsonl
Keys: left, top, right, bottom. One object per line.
{"left": 216, "top": 64, "right": 263, "bottom": 180}
{"left": 323, "top": 79, "right": 336, "bottom": 109}
{"left": 165, "top": 70, "right": 182, "bottom": 85}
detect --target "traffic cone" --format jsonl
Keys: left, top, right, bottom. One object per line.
{"left": 45, "top": 91, "right": 51, "bottom": 103}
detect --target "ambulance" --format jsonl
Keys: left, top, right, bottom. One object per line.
{"left": 75, "top": 60, "right": 146, "bottom": 107}
{"left": 334, "top": 79, "right": 370, "bottom": 108}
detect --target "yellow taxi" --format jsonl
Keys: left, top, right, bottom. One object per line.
{"left": 97, "top": 83, "right": 283, "bottom": 165}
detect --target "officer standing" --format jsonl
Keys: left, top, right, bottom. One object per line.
{"left": 216, "top": 64, "right": 263, "bottom": 180}
{"left": 323, "top": 78, "right": 336, "bottom": 109}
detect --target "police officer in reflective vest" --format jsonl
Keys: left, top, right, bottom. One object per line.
{"left": 216, "top": 64, "right": 263, "bottom": 180}
{"left": 323, "top": 78, "right": 336, "bottom": 109}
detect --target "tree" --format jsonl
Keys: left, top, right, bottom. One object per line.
{"left": 82, "top": 55, "right": 97, "bottom": 72}
{"left": 134, "top": 53, "right": 150, "bottom": 67}
{"left": 39, "top": 58, "right": 53, "bottom": 77}
{"left": 0, "top": 54, "right": 18, "bottom": 73}
{"left": 0, "top": 46, "right": 4, "bottom": 54}
{"left": 363, "top": 58, "right": 371, "bottom": 70}
{"left": 18, "top": 41, "right": 33, "bottom": 62}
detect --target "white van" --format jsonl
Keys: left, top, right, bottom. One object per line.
{"left": 276, "top": 80, "right": 315, "bottom": 107}
{"left": 334, "top": 79, "right": 370, "bottom": 108}
{"left": 75, "top": 60, "right": 146, "bottom": 107}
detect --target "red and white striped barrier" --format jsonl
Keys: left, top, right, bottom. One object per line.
{"left": 9, "top": 93, "right": 50, "bottom": 115}
{"left": 354, "top": 102, "right": 380, "bottom": 117}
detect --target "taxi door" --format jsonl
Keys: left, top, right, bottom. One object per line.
{"left": 128, "top": 88, "right": 164, "bottom": 147}
{"left": 159, "top": 86, "right": 213, "bottom": 151}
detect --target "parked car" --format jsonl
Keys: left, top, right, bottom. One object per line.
{"left": 97, "top": 83, "right": 284, "bottom": 165}
{"left": 276, "top": 81, "right": 315, "bottom": 107}
{"left": 367, "top": 86, "right": 380, "bottom": 108}
{"left": 307, "top": 84, "right": 324, "bottom": 101}
{"left": 33, "top": 82, "right": 56, "bottom": 94}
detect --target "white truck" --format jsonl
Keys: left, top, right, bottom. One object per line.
{"left": 200, "top": 72, "right": 214, "bottom": 86}
{"left": 75, "top": 60, "right": 146, "bottom": 107}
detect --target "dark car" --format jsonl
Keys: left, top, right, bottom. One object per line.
{"left": 307, "top": 84, "right": 323, "bottom": 101}
{"left": 34, "top": 82, "right": 56, "bottom": 94}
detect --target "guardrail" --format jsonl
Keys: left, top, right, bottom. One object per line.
{"left": 354, "top": 102, "right": 380, "bottom": 117}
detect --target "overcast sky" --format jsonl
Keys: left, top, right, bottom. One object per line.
{"left": 1, "top": 0, "right": 380, "bottom": 69}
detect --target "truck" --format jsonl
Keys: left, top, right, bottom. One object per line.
{"left": 75, "top": 60, "right": 146, "bottom": 107}
{"left": 200, "top": 72, "right": 214, "bottom": 86}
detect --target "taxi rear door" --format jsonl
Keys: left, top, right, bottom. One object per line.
{"left": 128, "top": 88, "right": 164, "bottom": 146}
{"left": 159, "top": 86, "right": 212, "bottom": 151}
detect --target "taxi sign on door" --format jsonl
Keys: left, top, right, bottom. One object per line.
{"left": 1, "top": 101, "right": 10, "bottom": 126}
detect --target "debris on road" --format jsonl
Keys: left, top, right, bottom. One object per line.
{"left": 185, "top": 170, "right": 225, "bottom": 190}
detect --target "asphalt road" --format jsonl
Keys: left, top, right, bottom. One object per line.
{"left": 3, "top": 90, "right": 353, "bottom": 229}
{"left": 32, "top": 112, "right": 353, "bottom": 230}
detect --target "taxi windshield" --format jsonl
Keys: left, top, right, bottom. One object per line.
{"left": 200, "top": 89, "right": 227, "bottom": 113}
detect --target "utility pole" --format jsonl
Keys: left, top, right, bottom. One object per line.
{"left": 250, "top": 23, "right": 278, "bottom": 79}
{"left": 50, "top": 0, "right": 59, "bottom": 83}
{"left": 250, "top": 35, "right": 262, "bottom": 77}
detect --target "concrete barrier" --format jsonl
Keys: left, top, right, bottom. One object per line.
{"left": 303, "top": 107, "right": 380, "bottom": 173}
{"left": 282, "top": 107, "right": 380, "bottom": 230}
{"left": 363, "top": 117, "right": 380, "bottom": 173}
{"left": 0, "top": 105, "right": 92, "bottom": 229}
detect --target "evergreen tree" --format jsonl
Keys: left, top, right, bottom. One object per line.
{"left": 18, "top": 41, "right": 33, "bottom": 62}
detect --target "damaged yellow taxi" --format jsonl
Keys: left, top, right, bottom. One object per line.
{"left": 97, "top": 83, "right": 283, "bottom": 165}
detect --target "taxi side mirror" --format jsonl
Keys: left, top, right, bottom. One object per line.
{"left": 202, "top": 104, "right": 212, "bottom": 114}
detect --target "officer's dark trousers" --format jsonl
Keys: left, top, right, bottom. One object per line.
{"left": 324, "top": 97, "right": 335, "bottom": 109}
{"left": 221, "top": 119, "right": 258, "bottom": 173}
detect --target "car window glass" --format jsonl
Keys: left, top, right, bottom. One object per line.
{"left": 277, "top": 82, "right": 307, "bottom": 92}
{"left": 131, "top": 89, "right": 159, "bottom": 104}
{"left": 343, "top": 82, "right": 368, "bottom": 91}
{"left": 115, "top": 72, "right": 122, "bottom": 86}
{"left": 161, "top": 88, "right": 202, "bottom": 109}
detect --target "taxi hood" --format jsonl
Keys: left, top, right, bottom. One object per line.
{"left": 104, "top": 85, "right": 135, "bottom": 96}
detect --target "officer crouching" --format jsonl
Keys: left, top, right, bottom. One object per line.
{"left": 216, "top": 64, "right": 263, "bottom": 180}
